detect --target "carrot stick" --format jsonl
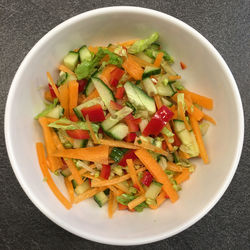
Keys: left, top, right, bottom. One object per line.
{"left": 178, "top": 101, "right": 192, "bottom": 131}
{"left": 47, "top": 72, "right": 61, "bottom": 101}
{"left": 149, "top": 190, "right": 166, "bottom": 209}
{"left": 91, "top": 167, "right": 146, "bottom": 187}
{"left": 203, "top": 114, "right": 216, "bottom": 125}
{"left": 52, "top": 145, "right": 109, "bottom": 164}
{"left": 179, "top": 150, "right": 191, "bottom": 159}
{"left": 67, "top": 164, "right": 96, "bottom": 181}
{"left": 44, "top": 90, "right": 54, "bottom": 102}
{"left": 154, "top": 52, "right": 164, "bottom": 67}
{"left": 128, "top": 54, "right": 154, "bottom": 67}
{"left": 184, "top": 97, "right": 204, "bottom": 121}
{"left": 118, "top": 39, "right": 138, "bottom": 47}
{"left": 175, "top": 169, "right": 190, "bottom": 184}
{"left": 64, "top": 178, "right": 74, "bottom": 203}
{"left": 167, "top": 162, "right": 183, "bottom": 172}
{"left": 127, "top": 195, "right": 146, "bottom": 210}
{"left": 74, "top": 187, "right": 106, "bottom": 204}
{"left": 83, "top": 89, "right": 99, "bottom": 103}
{"left": 108, "top": 191, "right": 114, "bottom": 218}
{"left": 100, "top": 65, "right": 117, "bottom": 86}
{"left": 154, "top": 94, "right": 163, "bottom": 110}
{"left": 99, "top": 139, "right": 139, "bottom": 150}
{"left": 36, "top": 142, "right": 72, "bottom": 209}
{"left": 168, "top": 75, "right": 181, "bottom": 81}
{"left": 114, "top": 183, "right": 130, "bottom": 193}
{"left": 122, "top": 54, "right": 144, "bottom": 80}
{"left": 88, "top": 46, "right": 99, "bottom": 54}
{"left": 64, "top": 158, "right": 83, "bottom": 185}
{"left": 126, "top": 159, "right": 144, "bottom": 193}
{"left": 135, "top": 149, "right": 179, "bottom": 203}
{"left": 162, "top": 134, "right": 174, "bottom": 152}
{"left": 68, "top": 80, "right": 79, "bottom": 116}
{"left": 58, "top": 82, "right": 69, "bottom": 118}
{"left": 58, "top": 64, "right": 76, "bottom": 77}
{"left": 86, "top": 115, "right": 99, "bottom": 144}
{"left": 189, "top": 114, "right": 209, "bottom": 164}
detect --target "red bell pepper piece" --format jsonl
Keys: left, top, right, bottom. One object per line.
{"left": 81, "top": 104, "right": 105, "bottom": 122}
{"left": 180, "top": 61, "right": 187, "bottom": 70}
{"left": 115, "top": 87, "right": 125, "bottom": 99}
{"left": 125, "top": 119, "right": 139, "bottom": 132}
{"left": 66, "top": 129, "right": 90, "bottom": 139}
{"left": 141, "top": 171, "right": 153, "bottom": 187}
{"left": 77, "top": 79, "right": 87, "bottom": 92}
{"left": 110, "top": 67, "right": 125, "bottom": 87}
{"left": 61, "top": 158, "right": 68, "bottom": 170}
{"left": 162, "top": 140, "right": 167, "bottom": 151}
{"left": 110, "top": 100, "right": 123, "bottom": 111}
{"left": 173, "top": 133, "right": 182, "bottom": 147}
{"left": 125, "top": 132, "right": 137, "bottom": 142}
{"left": 100, "top": 164, "right": 111, "bottom": 179}
{"left": 118, "top": 203, "right": 128, "bottom": 210}
{"left": 48, "top": 83, "right": 57, "bottom": 98}
{"left": 119, "top": 150, "right": 137, "bottom": 167}
{"left": 143, "top": 106, "right": 174, "bottom": 136}
{"left": 165, "top": 194, "right": 169, "bottom": 199}
{"left": 69, "top": 114, "right": 78, "bottom": 122}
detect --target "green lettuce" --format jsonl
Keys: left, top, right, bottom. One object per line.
{"left": 161, "top": 127, "right": 174, "bottom": 137}
{"left": 128, "top": 32, "right": 159, "bottom": 54}
{"left": 35, "top": 98, "right": 58, "bottom": 119}
{"left": 117, "top": 194, "right": 136, "bottom": 205}
{"left": 134, "top": 201, "right": 148, "bottom": 212}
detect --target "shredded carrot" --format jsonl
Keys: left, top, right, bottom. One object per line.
{"left": 99, "top": 139, "right": 139, "bottom": 150}
{"left": 78, "top": 93, "right": 85, "bottom": 104}
{"left": 36, "top": 142, "right": 72, "bottom": 209}
{"left": 47, "top": 72, "right": 61, "bottom": 101}
{"left": 64, "top": 158, "right": 83, "bottom": 185}
{"left": 91, "top": 167, "right": 146, "bottom": 187}
{"left": 52, "top": 145, "right": 109, "bottom": 164}
{"left": 67, "top": 164, "right": 96, "bottom": 181}
{"left": 83, "top": 89, "right": 99, "bottom": 103}
{"left": 64, "top": 178, "right": 74, "bottom": 203}
{"left": 128, "top": 54, "right": 154, "bottom": 67}
{"left": 74, "top": 187, "right": 106, "bottom": 204}
{"left": 162, "top": 134, "right": 174, "bottom": 152}
{"left": 135, "top": 149, "right": 178, "bottom": 203}
{"left": 181, "top": 90, "right": 213, "bottom": 110}
{"left": 108, "top": 191, "right": 115, "bottom": 218}
{"left": 58, "top": 64, "right": 76, "bottom": 77}
{"left": 44, "top": 90, "right": 54, "bottom": 102}
{"left": 154, "top": 94, "right": 163, "bottom": 110}
{"left": 88, "top": 46, "right": 99, "bottom": 54}
{"left": 203, "top": 114, "right": 216, "bottom": 125}
{"left": 154, "top": 52, "right": 164, "bottom": 67}
{"left": 168, "top": 75, "right": 181, "bottom": 81}
{"left": 126, "top": 159, "right": 144, "bottom": 193}
{"left": 178, "top": 101, "right": 192, "bottom": 131}
{"left": 167, "top": 162, "right": 183, "bottom": 172}
{"left": 114, "top": 183, "right": 130, "bottom": 193}
{"left": 100, "top": 65, "right": 117, "bottom": 86}
{"left": 68, "top": 81, "right": 79, "bottom": 116}
{"left": 184, "top": 97, "right": 204, "bottom": 121}
{"left": 190, "top": 114, "right": 209, "bottom": 164}
{"left": 58, "top": 82, "right": 69, "bottom": 118}
{"left": 118, "top": 39, "right": 138, "bottom": 47}
{"left": 180, "top": 61, "right": 187, "bottom": 70}
{"left": 127, "top": 195, "right": 146, "bottom": 210}
{"left": 149, "top": 190, "right": 167, "bottom": 209}
{"left": 122, "top": 54, "right": 144, "bottom": 80}
{"left": 86, "top": 115, "right": 99, "bottom": 144}
{"left": 175, "top": 169, "right": 190, "bottom": 184}
{"left": 179, "top": 150, "right": 191, "bottom": 159}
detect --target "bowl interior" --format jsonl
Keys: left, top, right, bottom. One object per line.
{"left": 5, "top": 7, "right": 243, "bottom": 245}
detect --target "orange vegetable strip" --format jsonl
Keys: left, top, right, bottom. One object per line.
{"left": 44, "top": 90, "right": 54, "bottom": 102}
{"left": 135, "top": 149, "right": 178, "bottom": 203}
{"left": 86, "top": 115, "right": 99, "bottom": 144}
{"left": 168, "top": 75, "right": 181, "bottom": 81}
{"left": 99, "top": 139, "right": 139, "bottom": 150}
{"left": 64, "top": 158, "right": 83, "bottom": 185}
{"left": 190, "top": 115, "right": 209, "bottom": 164}
{"left": 64, "top": 178, "right": 74, "bottom": 203}
{"left": 153, "top": 52, "right": 164, "bottom": 67}
{"left": 114, "top": 183, "right": 129, "bottom": 193}
{"left": 47, "top": 72, "right": 60, "bottom": 100}
{"left": 58, "top": 64, "right": 76, "bottom": 77}
{"left": 175, "top": 169, "right": 190, "bottom": 184}
{"left": 100, "top": 65, "right": 117, "bottom": 86}
{"left": 122, "top": 54, "right": 144, "bottom": 80}
{"left": 149, "top": 190, "right": 167, "bottom": 209}
{"left": 68, "top": 81, "right": 79, "bottom": 116}
{"left": 127, "top": 195, "right": 146, "bottom": 210}
{"left": 58, "top": 82, "right": 69, "bottom": 118}
{"left": 52, "top": 145, "right": 109, "bottom": 164}
{"left": 67, "top": 164, "right": 96, "bottom": 181}
{"left": 36, "top": 142, "right": 72, "bottom": 209}
{"left": 179, "top": 150, "right": 191, "bottom": 159}
{"left": 128, "top": 54, "right": 154, "bottom": 67}
{"left": 203, "top": 114, "right": 216, "bottom": 125}
{"left": 181, "top": 90, "right": 213, "bottom": 110}
{"left": 154, "top": 95, "right": 163, "bottom": 110}
{"left": 108, "top": 191, "right": 116, "bottom": 218}
{"left": 82, "top": 89, "right": 99, "bottom": 103}
{"left": 118, "top": 39, "right": 138, "bottom": 47}
{"left": 126, "top": 159, "right": 144, "bottom": 193}
{"left": 88, "top": 46, "right": 99, "bottom": 54}
{"left": 178, "top": 101, "right": 192, "bottom": 131}
{"left": 74, "top": 187, "right": 106, "bottom": 204}
{"left": 91, "top": 167, "right": 146, "bottom": 187}
{"left": 184, "top": 97, "right": 204, "bottom": 121}
{"left": 162, "top": 134, "right": 174, "bottom": 152}
{"left": 167, "top": 162, "right": 183, "bottom": 172}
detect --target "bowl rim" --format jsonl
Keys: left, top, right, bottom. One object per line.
{"left": 4, "top": 6, "right": 244, "bottom": 246}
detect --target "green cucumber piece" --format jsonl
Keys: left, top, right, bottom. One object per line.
{"left": 63, "top": 51, "right": 79, "bottom": 71}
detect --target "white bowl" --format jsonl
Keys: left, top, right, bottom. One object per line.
{"left": 5, "top": 6, "right": 244, "bottom": 245}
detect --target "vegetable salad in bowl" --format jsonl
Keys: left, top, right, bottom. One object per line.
{"left": 35, "top": 32, "right": 215, "bottom": 217}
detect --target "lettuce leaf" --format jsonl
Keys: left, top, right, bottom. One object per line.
{"left": 35, "top": 98, "right": 58, "bottom": 119}
{"left": 134, "top": 201, "right": 148, "bottom": 212}
{"left": 128, "top": 32, "right": 159, "bottom": 54}
{"left": 117, "top": 194, "right": 136, "bottom": 205}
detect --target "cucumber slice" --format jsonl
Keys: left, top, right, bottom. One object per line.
{"left": 142, "top": 66, "right": 161, "bottom": 79}
{"left": 63, "top": 51, "right": 79, "bottom": 71}
{"left": 145, "top": 181, "right": 162, "bottom": 200}
{"left": 156, "top": 75, "right": 176, "bottom": 97}
{"left": 161, "top": 97, "right": 173, "bottom": 107}
{"left": 79, "top": 45, "right": 92, "bottom": 62}
{"left": 135, "top": 52, "right": 154, "bottom": 64}
{"left": 75, "top": 180, "right": 90, "bottom": 195}
{"left": 173, "top": 120, "right": 186, "bottom": 133}
{"left": 101, "top": 106, "right": 132, "bottom": 131}
{"left": 92, "top": 77, "right": 115, "bottom": 114}
{"left": 46, "top": 105, "right": 64, "bottom": 119}
{"left": 73, "top": 139, "right": 88, "bottom": 148}
{"left": 161, "top": 60, "right": 176, "bottom": 75}
{"left": 94, "top": 191, "right": 109, "bottom": 207}
{"left": 142, "top": 78, "right": 158, "bottom": 97}
{"left": 57, "top": 129, "right": 73, "bottom": 149}
{"left": 61, "top": 168, "right": 71, "bottom": 177}
{"left": 57, "top": 71, "right": 68, "bottom": 86}
{"left": 106, "top": 123, "right": 129, "bottom": 140}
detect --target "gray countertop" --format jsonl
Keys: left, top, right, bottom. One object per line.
{"left": 1, "top": 0, "right": 249, "bottom": 249}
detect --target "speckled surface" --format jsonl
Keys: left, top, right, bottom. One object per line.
{"left": 1, "top": 0, "right": 249, "bottom": 249}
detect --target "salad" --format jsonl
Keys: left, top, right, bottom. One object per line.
{"left": 35, "top": 32, "right": 215, "bottom": 216}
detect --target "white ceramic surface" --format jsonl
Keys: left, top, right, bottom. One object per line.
{"left": 5, "top": 7, "right": 244, "bottom": 245}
